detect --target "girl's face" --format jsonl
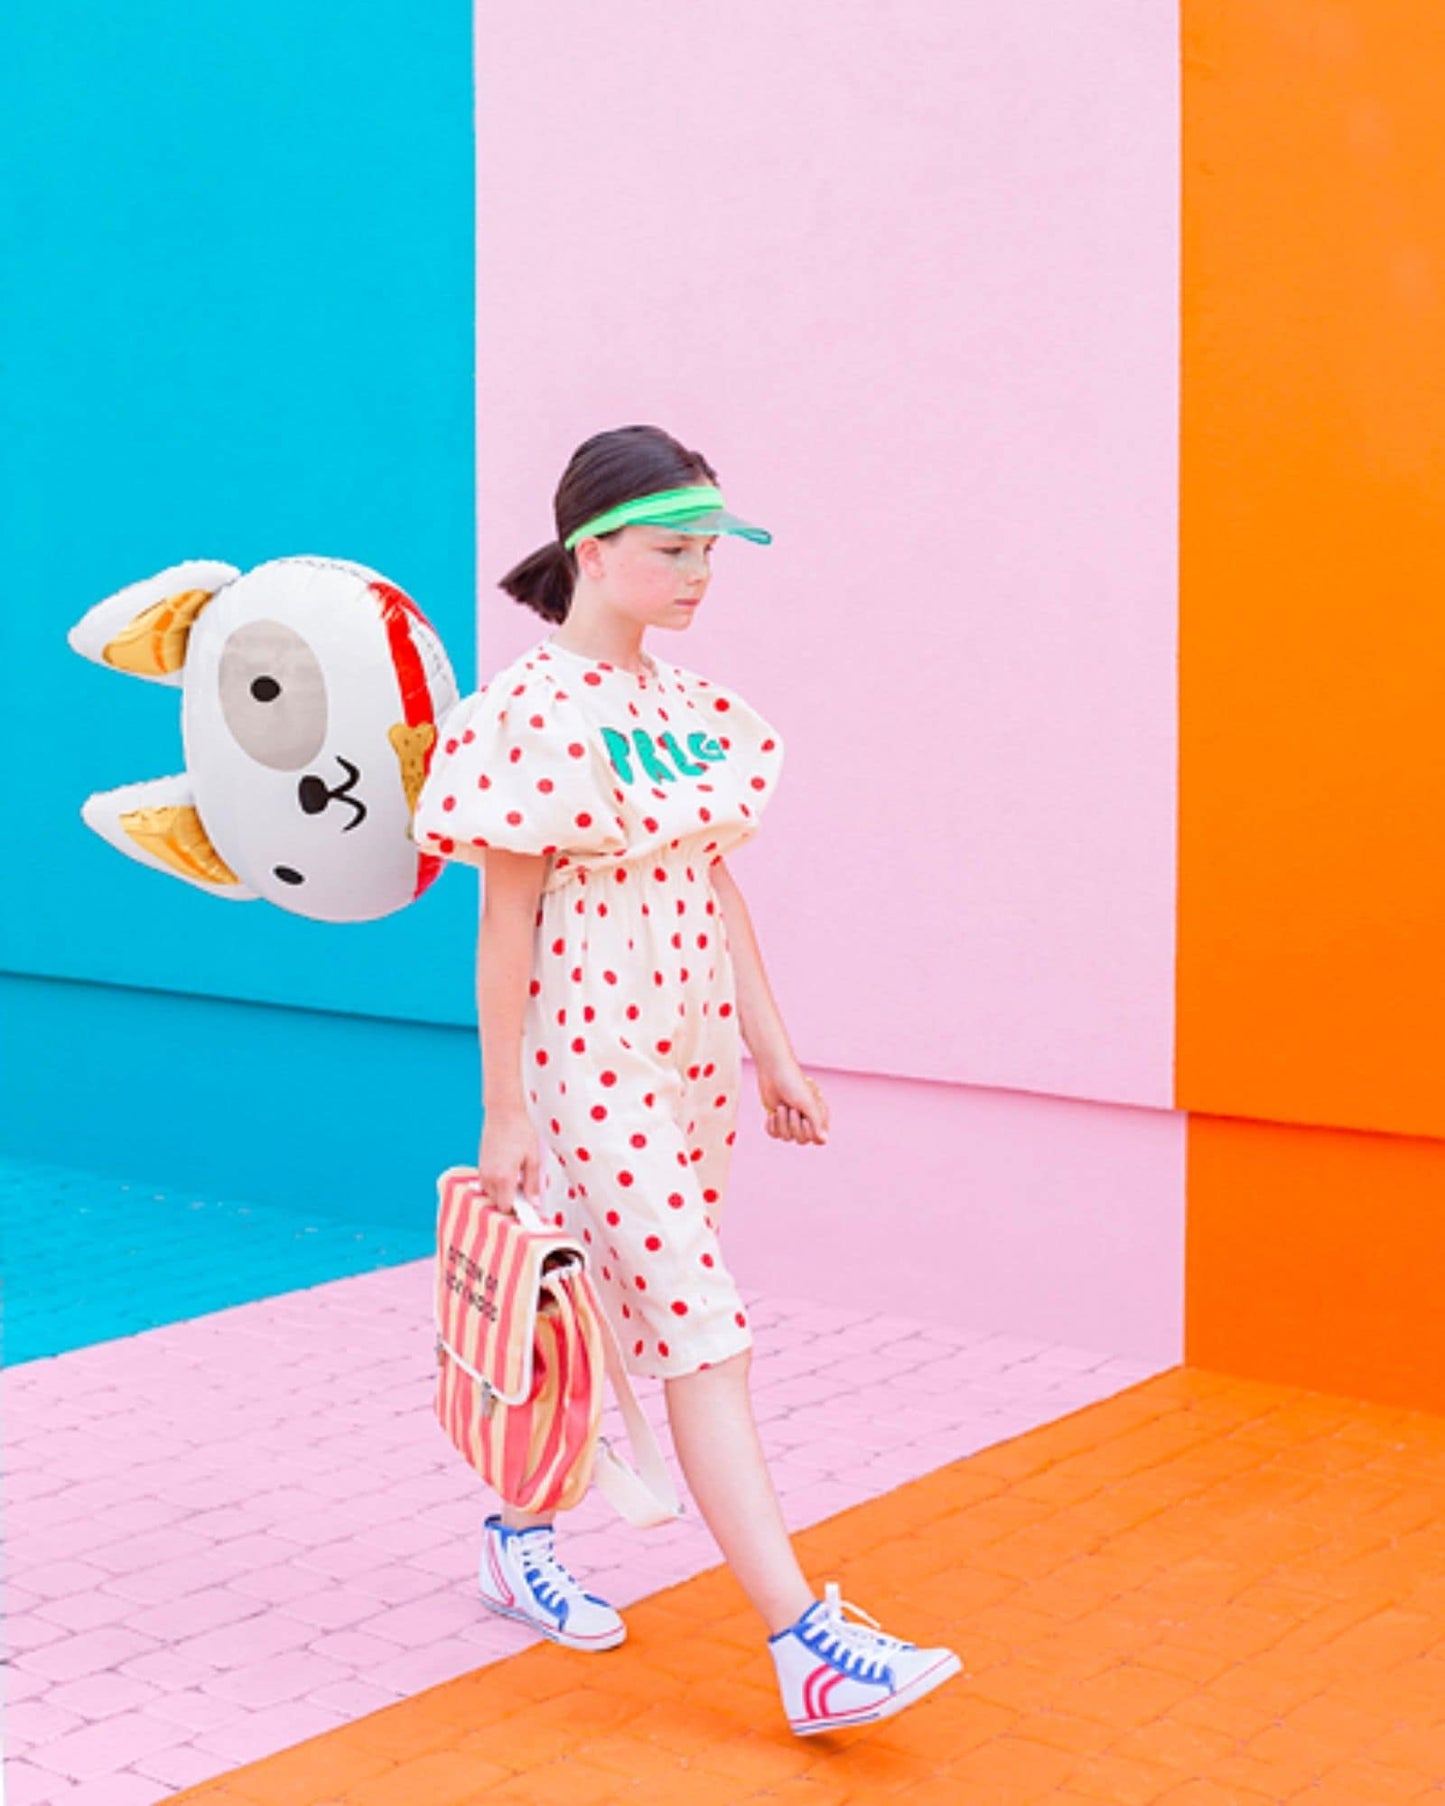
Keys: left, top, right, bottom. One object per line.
{"left": 577, "top": 525, "right": 719, "bottom": 631}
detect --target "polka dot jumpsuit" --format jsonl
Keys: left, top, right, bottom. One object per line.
{"left": 413, "top": 636, "right": 786, "bottom": 1380}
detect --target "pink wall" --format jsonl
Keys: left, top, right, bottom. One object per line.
{"left": 475, "top": 2, "right": 1184, "bottom": 1361}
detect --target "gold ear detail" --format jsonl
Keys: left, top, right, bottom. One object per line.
{"left": 389, "top": 720, "right": 438, "bottom": 815}
{"left": 101, "top": 588, "right": 216, "bottom": 677}
{"left": 118, "top": 804, "right": 242, "bottom": 887}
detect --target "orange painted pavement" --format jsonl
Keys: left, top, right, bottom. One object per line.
{"left": 171, "top": 1368, "right": 1445, "bottom": 1804}
{"left": 1179, "top": 0, "right": 1445, "bottom": 1404}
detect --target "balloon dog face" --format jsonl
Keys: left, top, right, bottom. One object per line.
{"left": 68, "top": 556, "right": 459, "bottom": 923}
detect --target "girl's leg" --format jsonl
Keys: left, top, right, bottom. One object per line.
{"left": 499, "top": 1504, "right": 555, "bottom": 1530}
{"left": 663, "top": 1346, "right": 816, "bottom": 1636}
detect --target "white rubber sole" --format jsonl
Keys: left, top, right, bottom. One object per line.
{"left": 786, "top": 1650, "right": 964, "bottom": 1736}
{"left": 478, "top": 1587, "right": 627, "bottom": 1651}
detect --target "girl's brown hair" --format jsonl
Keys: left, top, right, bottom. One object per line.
{"left": 498, "top": 424, "right": 719, "bottom": 624}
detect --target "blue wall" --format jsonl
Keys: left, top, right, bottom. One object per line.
{"left": 0, "top": 2, "right": 478, "bottom": 1198}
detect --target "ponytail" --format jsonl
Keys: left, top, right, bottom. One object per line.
{"left": 497, "top": 539, "right": 574, "bottom": 625}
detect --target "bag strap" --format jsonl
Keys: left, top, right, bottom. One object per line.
{"left": 589, "top": 1295, "right": 685, "bottom": 1529}
{"left": 495, "top": 1181, "right": 684, "bottom": 1529}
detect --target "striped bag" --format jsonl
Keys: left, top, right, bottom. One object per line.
{"left": 432, "top": 1165, "right": 682, "bottom": 1527}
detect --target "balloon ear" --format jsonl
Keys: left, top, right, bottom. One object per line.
{"left": 80, "top": 775, "right": 257, "bottom": 900}
{"left": 68, "top": 560, "right": 239, "bottom": 686}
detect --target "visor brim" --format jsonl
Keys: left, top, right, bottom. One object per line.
{"left": 631, "top": 508, "right": 772, "bottom": 545}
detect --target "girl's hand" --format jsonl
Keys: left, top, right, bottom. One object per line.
{"left": 758, "top": 1060, "right": 830, "bottom": 1146}
{"left": 477, "top": 1106, "right": 542, "bottom": 1215}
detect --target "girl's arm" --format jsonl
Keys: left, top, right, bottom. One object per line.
{"left": 710, "top": 856, "right": 794, "bottom": 1068}
{"left": 712, "top": 858, "right": 829, "bottom": 1147}
{"left": 475, "top": 848, "right": 549, "bottom": 1201}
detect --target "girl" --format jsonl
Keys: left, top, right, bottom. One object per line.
{"left": 412, "top": 424, "right": 960, "bottom": 1735}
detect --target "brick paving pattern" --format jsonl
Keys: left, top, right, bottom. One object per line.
{"left": 153, "top": 1367, "right": 1445, "bottom": 1806}
{"left": 0, "top": 1261, "right": 1152, "bottom": 1802}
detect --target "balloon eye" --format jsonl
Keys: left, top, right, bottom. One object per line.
{"left": 274, "top": 865, "right": 305, "bottom": 885}
{"left": 219, "top": 620, "right": 327, "bottom": 770}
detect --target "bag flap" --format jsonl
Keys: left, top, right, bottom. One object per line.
{"left": 434, "top": 1166, "right": 589, "bottom": 1402}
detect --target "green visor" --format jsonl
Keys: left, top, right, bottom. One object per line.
{"left": 563, "top": 484, "right": 772, "bottom": 550}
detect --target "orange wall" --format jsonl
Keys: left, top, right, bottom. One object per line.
{"left": 1181, "top": 0, "right": 1445, "bottom": 1409}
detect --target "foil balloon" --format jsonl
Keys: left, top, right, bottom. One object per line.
{"left": 68, "top": 556, "right": 458, "bottom": 922}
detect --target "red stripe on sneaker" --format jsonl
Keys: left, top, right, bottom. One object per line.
{"left": 802, "top": 1661, "right": 831, "bottom": 1722}
{"left": 483, "top": 1530, "right": 516, "bottom": 1607}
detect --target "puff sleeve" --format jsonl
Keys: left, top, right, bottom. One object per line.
{"left": 672, "top": 665, "right": 786, "bottom": 826}
{"left": 412, "top": 669, "right": 627, "bottom": 868}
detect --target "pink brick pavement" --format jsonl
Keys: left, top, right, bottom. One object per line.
{"left": 1, "top": 1262, "right": 1160, "bottom": 1802}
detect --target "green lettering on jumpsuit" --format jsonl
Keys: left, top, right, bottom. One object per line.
{"left": 600, "top": 725, "right": 727, "bottom": 786}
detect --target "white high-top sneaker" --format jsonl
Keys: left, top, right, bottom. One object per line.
{"left": 769, "top": 1581, "right": 962, "bottom": 1734}
{"left": 477, "top": 1513, "right": 626, "bottom": 1650}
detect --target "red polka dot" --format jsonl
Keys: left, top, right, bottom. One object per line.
{"left": 603, "top": 970, "right": 618, "bottom": 985}
{"left": 668, "top": 1192, "right": 685, "bottom": 1209}
{"left": 441, "top": 795, "right": 456, "bottom": 812}
{"left": 634, "top": 1339, "right": 644, "bottom": 1355}
{"left": 463, "top": 729, "right": 476, "bottom": 744}
{"left": 671, "top": 1300, "right": 689, "bottom": 1316}
{"left": 436, "top": 837, "right": 454, "bottom": 853}
{"left": 550, "top": 1117, "right": 561, "bottom": 1134}
{"left": 534, "top": 1049, "right": 548, "bottom": 1065}
{"left": 700, "top": 1252, "right": 715, "bottom": 1267}
{"left": 627, "top": 1006, "right": 640, "bottom": 1021}
{"left": 714, "top": 697, "right": 731, "bottom": 711}
{"left": 585, "top": 672, "right": 602, "bottom": 686}
{"left": 687, "top": 1065, "right": 700, "bottom": 1080}
{"left": 644, "top": 817, "right": 659, "bottom": 832}
{"left": 506, "top": 810, "right": 523, "bottom": 826}
{"left": 529, "top": 979, "right": 541, "bottom": 996}
{"left": 655, "top": 1039, "right": 672, "bottom": 1055}
{"left": 761, "top": 738, "right": 775, "bottom": 751}
{"left": 644, "top": 1234, "right": 662, "bottom": 1252}
{"left": 618, "top": 1171, "right": 634, "bottom": 1187}
{"left": 634, "top": 1275, "right": 647, "bottom": 1290}
{"left": 621, "top": 1302, "right": 631, "bottom": 1318}
{"left": 600, "top": 1071, "right": 617, "bottom": 1087}
{"left": 529, "top": 714, "right": 545, "bottom": 729}
{"left": 658, "top": 1341, "right": 670, "bottom": 1357}
{"left": 735, "top": 1311, "right": 747, "bottom": 1327}
{"left": 703, "top": 1188, "right": 719, "bottom": 1204}
{"left": 478, "top": 773, "right": 492, "bottom": 789}
{"left": 751, "top": 776, "right": 766, "bottom": 791}
{"left": 606, "top": 1210, "right": 620, "bottom": 1225}
{"left": 644, "top": 1092, "right": 655, "bottom": 1107}
{"left": 538, "top": 777, "right": 554, "bottom": 793}
{"left": 653, "top": 868, "right": 668, "bottom": 882}
{"left": 630, "top": 1132, "right": 647, "bottom": 1149}
{"left": 568, "top": 742, "right": 586, "bottom": 758}
{"left": 719, "top": 1003, "right": 733, "bottom": 1017}
{"left": 509, "top": 747, "right": 523, "bottom": 763}
{"left": 715, "top": 1095, "right": 727, "bottom": 1108}
{"left": 577, "top": 1147, "right": 591, "bottom": 1161}
{"left": 551, "top": 938, "right": 564, "bottom": 955}
{"left": 443, "top": 738, "right": 458, "bottom": 754}
{"left": 576, "top": 812, "right": 593, "bottom": 828}
{"left": 590, "top": 1104, "right": 607, "bottom": 1121}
